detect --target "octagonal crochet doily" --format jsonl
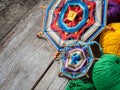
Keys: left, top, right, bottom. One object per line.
{"left": 44, "top": 0, "right": 107, "bottom": 51}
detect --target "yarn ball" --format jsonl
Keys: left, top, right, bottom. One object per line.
{"left": 107, "top": 1, "right": 120, "bottom": 24}
{"left": 65, "top": 78, "right": 95, "bottom": 90}
{"left": 92, "top": 54, "right": 120, "bottom": 90}
{"left": 100, "top": 23, "right": 120, "bottom": 56}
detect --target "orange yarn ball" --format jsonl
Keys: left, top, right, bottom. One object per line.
{"left": 100, "top": 23, "right": 120, "bottom": 56}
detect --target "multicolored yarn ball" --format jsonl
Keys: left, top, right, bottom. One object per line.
{"left": 65, "top": 78, "right": 95, "bottom": 90}
{"left": 92, "top": 54, "right": 120, "bottom": 90}
{"left": 100, "top": 23, "right": 120, "bottom": 56}
{"left": 107, "top": 1, "right": 120, "bottom": 24}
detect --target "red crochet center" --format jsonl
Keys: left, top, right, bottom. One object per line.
{"left": 50, "top": 0, "right": 96, "bottom": 40}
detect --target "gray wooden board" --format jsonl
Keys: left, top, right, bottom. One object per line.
{"left": 34, "top": 62, "right": 69, "bottom": 90}
{"left": 0, "top": 0, "right": 55, "bottom": 90}
{"left": 0, "top": 0, "right": 41, "bottom": 40}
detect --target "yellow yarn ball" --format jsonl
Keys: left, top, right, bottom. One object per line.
{"left": 100, "top": 23, "right": 120, "bottom": 56}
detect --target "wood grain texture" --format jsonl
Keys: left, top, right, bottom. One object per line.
{"left": 34, "top": 62, "right": 68, "bottom": 90}
{"left": 0, "top": 0, "right": 54, "bottom": 90}
{"left": 0, "top": 0, "right": 41, "bottom": 40}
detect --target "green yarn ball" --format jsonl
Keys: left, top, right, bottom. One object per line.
{"left": 65, "top": 78, "right": 95, "bottom": 90}
{"left": 92, "top": 54, "right": 120, "bottom": 90}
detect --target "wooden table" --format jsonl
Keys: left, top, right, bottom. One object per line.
{"left": 0, "top": 1, "right": 68, "bottom": 90}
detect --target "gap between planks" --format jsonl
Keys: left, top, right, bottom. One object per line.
{"left": 31, "top": 60, "right": 54, "bottom": 90}
{"left": 34, "top": 62, "right": 69, "bottom": 90}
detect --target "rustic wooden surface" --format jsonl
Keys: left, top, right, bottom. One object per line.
{"left": 0, "top": 0, "right": 69, "bottom": 90}
{"left": 34, "top": 62, "right": 68, "bottom": 90}
{"left": 0, "top": 0, "right": 41, "bottom": 40}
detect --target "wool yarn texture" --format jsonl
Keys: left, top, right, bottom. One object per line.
{"left": 100, "top": 23, "right": 120, "bottom": 56}
{"left": 109, "top": 0, "right": 120, "bottom": 5}
{"left": 107, "top": 1, "right": 120, "bottom": 24}
{"left": 92, "top": 54, "right": 120, "bottom": 90}
{"left": 65, "top": 78, "right": 95, "bottom": 90}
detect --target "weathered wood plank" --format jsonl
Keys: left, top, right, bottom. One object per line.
{"left": 0, "top": 0, "right": 41, "bottom": 40}
{"left": 34, "top": 62, "right": 68, "bottom": 90}
{"left": 0, "top": 0, "right": 54, "bottom": 90}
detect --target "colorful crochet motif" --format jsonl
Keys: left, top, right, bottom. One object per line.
{"left": 44, "top": 0, "right": 107, "bottom": 51}
{"left": 60, "top": 41, "right": 100, "bottom": 79}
